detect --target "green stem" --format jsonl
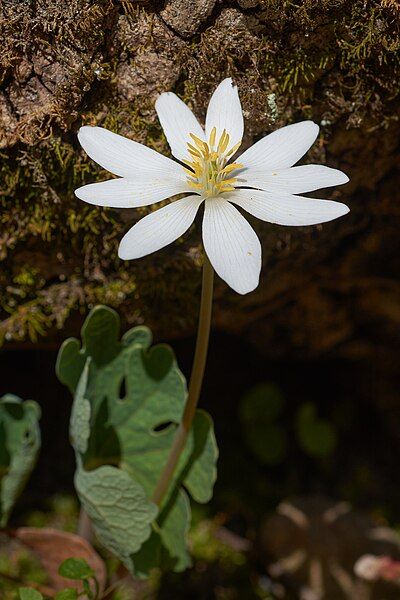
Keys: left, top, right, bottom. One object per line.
{"left": 151, "top": 254, "right": 214, "bottom": 506}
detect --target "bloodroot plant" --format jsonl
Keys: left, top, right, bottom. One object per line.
{"left": 60, "top": 78, "right": 350, "bottom": 576}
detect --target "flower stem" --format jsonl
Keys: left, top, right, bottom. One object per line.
{"left": 77, "top": 507, "right": 93, "bottom": 542}
{"left": 151, "top": 254, "right": 214, "bottom": 506}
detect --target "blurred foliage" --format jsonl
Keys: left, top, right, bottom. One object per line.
{"left": 157, "top": 516, "right": 276, "bottom": 600}
{"left": 239, "top": 382, "right": 337, "bottom": 465}
{"left": 190, "top": 519, "right": 247, "bottom": 567}
{"left": 0, "top": 394, "right": 41, "bottom": 526}
{"left": 0, "top": 546, "right": 47, "bottom": 599}
{"left": 18, "top": 589, "right": 43, "bottom": 600}
{"left": 296, "top": 401, "right": 337, "bottom": 458}
{"left": 25, "top": 496, "right": 79, "bottom": 533}
{"left": 54, "top": 590, "right": 78, "bottom": 600}
{"left": 16, "top": 556, "right": 100, "bottom": 600}
{"left": 239, "top": 383, "right": 286, "bottom": 466}
{"left": 0, "top": 496, "right": 270, "bottom": 600}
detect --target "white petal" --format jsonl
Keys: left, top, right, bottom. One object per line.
{"left": 205, "top": 78, "right": 244, "bottom": 152}
{"left": 75, "top": 177, "right": 190, "bottom": 208}
{"left": 118, "top": 195, "right": 203, "bottom": 260}
{"left": 237, "top": 121, "right": 319, "bottom": 170}
{"left": 155, "top": 92, "right": 205, "bottom": 162}
{"left": 238, "top": 164, "right": 349, "bottom": 194}
{"left": 78, "top": 126, "right": 182, "bottom": 179}
{"left": 228, "top": 189, "right": 350, "bottom": 226}
{"left": 202, "top": 198, "right": 261, "bottom": 295}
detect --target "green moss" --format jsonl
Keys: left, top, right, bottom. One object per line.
{"left": 0, "top": 548, "right": 47, "bottom": 599}
{"left": 190, "top": 519, "right": 247, "bottom": 567}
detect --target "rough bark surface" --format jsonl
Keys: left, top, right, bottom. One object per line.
{"left": 0, "top": 0, "right": 399, "bottom": 368}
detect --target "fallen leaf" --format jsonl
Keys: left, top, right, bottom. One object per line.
{"left": 14, "top": 527, "right": 106, "bottom": 595}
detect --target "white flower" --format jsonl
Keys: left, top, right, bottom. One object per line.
{"left": 75, "top": 78, "right": 349, "bottom": 295}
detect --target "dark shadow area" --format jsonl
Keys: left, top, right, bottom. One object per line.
{"left": 0, "top": 330, "right": 399, "bottom": 523}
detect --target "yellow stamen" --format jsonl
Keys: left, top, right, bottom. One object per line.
{"left": 226, "top": 141, "right": 241, "bottom": 157}
{"left": 183, "top": 167, "right": 195, "bottom": 176}
{"left": 182, "top": 159, "right": 197, "bottom": 169}
{"left": 188, "top": 181, "right": 203, "bottom": 189}
{"left": 221, "top": 177, "right": 237, "bottom": 185}
{"left": 190, "top": 133, "right": 206, "bottom": 150}
{"left": 221, "top": 162, "right": 243, "bottom": 175}
{"left": 217, "top": 129, "right": 229, "bottom": 153}
{"left": 182, "top": 161, "right": 202, "bottom": 177}
{"left": 187, "top": 144, "right": 201, "bottom": 157}
{"left": 209, "top": 126, "right": 216, "bottom": 148}
{"left": 184, "top": 128, "right": 243, "bottom": 198}
{"left": 202, "top": 141, "right": 210, "bottom": 159}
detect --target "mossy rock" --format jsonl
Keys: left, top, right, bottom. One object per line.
{"left": 0, "top": 0, "right": 399, "bottom": 365}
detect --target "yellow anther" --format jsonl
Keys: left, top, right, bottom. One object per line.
{"left": 182, "top": 159, "right": 197, "bottom": 168}
{"left": 187, "top": 144, "right": 201, "bottom": 157}
{"left": 190, "top": 133, "right": 206, "bottom": 150}
{"left": 221, "top": 162, "right": 242, "bottom": 175}
{"left": 220, "top": 133, "right": 230, "bottom": 153}
{"left": 183, "top": 162, "right": 202, "bottom": 178}
{"left": 209, "top": 126, "right": 216, "bottom": 148}
{"left": 202, "top": 141, "right": 210, "bottom": 159}
{"left": 226, "top": 141, "right": 241, "bottom": 157}
{"left": 217, "top": 129, "right": 228, "bottom": 153}
{"left": 188, "top": 181, "right": 203, "bottom": 189}
{"left": 219, "top": 130, "right": 231, "bottom": 154}
{"left": 220, "top": 177, "right": 237, "bottom": 186}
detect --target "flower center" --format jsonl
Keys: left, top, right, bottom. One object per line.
{"left": 183, "top": 127, "right": 242, "bottom": 198}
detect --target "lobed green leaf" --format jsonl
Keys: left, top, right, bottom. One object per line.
{"left": 57, "top": 306, "right": 218, "bottom": 576}
{"left": 75, "top": 464, "right": 157, "bottom": 571}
